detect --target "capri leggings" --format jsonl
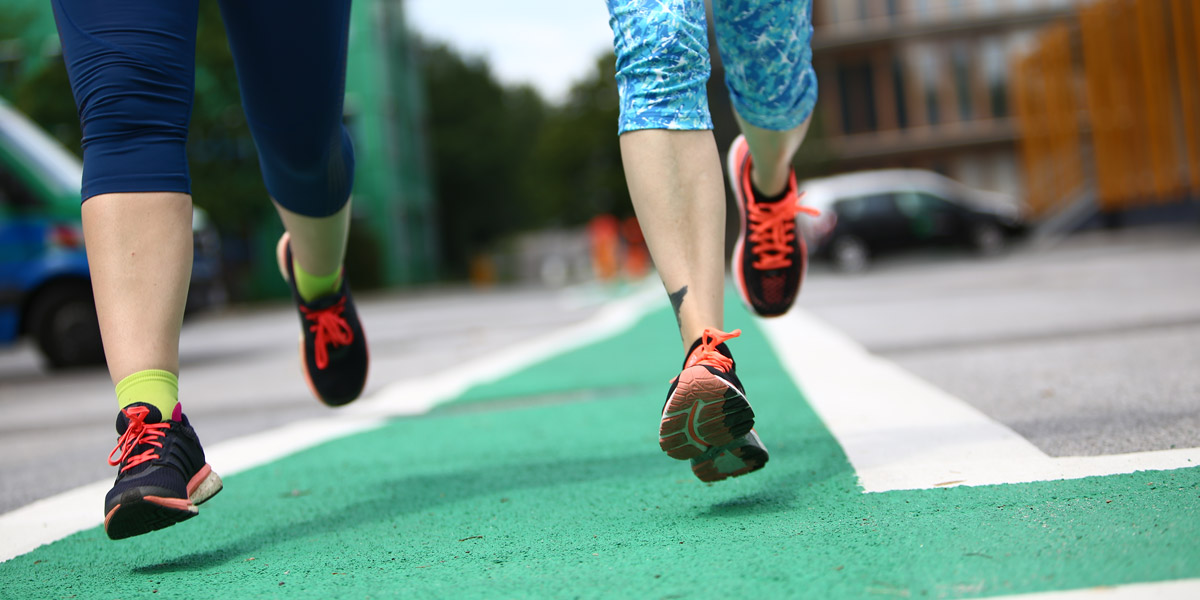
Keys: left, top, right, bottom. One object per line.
{"left": 606, "top": 0, "right": 817, "bottom": 134}
{"left": 51, "top": 0, "right": 354, "bottom": 217}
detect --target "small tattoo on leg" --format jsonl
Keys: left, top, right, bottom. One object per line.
{"left": 669, "top": 285, "right": 688, "bottom": 328}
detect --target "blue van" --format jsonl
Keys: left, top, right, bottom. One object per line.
{"left": 0, "top": 97, "right": 224, "bottom": 368}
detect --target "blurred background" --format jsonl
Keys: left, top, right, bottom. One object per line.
{"left": 0, "top": 0, "right": 1198, "bottom": 367}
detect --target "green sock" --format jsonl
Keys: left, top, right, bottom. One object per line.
{"left": 292, "top": 260, "right": 344, "bottom": 303}
{"left": 116, "top": 370, "right": 179, "bottom": 421}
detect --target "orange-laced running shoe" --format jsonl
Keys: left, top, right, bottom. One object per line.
{"left": 277, "top": 233, "right": 369, "bottom": 407}
{"left": 728, "top": 134, "right": 820, "bottom": 317}
{"left": 659, "top": 328, "right": 769, "bottom": 482}
{"left": 103, "top": 403, "right": 222, "bottom": 540}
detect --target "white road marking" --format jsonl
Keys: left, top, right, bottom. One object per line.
{"left": 0, "top": 284, "right": 664, "bottom": 563}
{"left": 993, "top": 579, "right": 1200, "bottom": 599}
{"left": 759, "top": 308, "right": 1200, "bottom": 492}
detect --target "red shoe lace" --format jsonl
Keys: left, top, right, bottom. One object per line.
{"left": 683, "top": 328, "right": 741, "bottom": 373}
{"left": 107, "top": 406, "right": 170, "bottom": 473}
{"left": 301, "top": 297, "right": 354, "bottom": 370}
{"left": 744, "top": 170, "right": 820, "bottom": 271}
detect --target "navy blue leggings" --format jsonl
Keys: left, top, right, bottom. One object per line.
{"left": 51, "top": 0, "right": 354, "bottom": 217}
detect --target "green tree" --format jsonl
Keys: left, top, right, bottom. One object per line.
{"left": 523, "top": 55, "right": 630, "bottom": 229}
{"left": 417, "top": 40, "right": 548, "bottom": 277}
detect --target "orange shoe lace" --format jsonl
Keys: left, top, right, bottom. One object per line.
{"left": 107, "top": 406, "right": 171, "bottom": 473}
{"left": 744, "top": 171, "right": 820, "bottom": 271}
{"left": 301, "top": 297, "right": 354, "bottom": 370}
{"left": 682, "top": 328, "right": 741, "bottom": 373}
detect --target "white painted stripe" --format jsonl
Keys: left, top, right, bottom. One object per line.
{"left": 760, "top": 309, "right": 1200, "bottom": 492}
{"left": 993, "top": 579, "right": 1200, "bottom": 599}
{"left": 0, "top": 284, "right": 665, "bottom": 563}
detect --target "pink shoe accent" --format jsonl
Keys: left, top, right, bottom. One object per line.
{"left": 186, "top": 464, "right": 212, "bottom": 495}
{"left": 104, "top": 504, "right": 120, "bottom": 529}
{"left": 143, "top": 496, "right": 197, "bottom": 513}
{"left": 171, "top": 403, "right": 183, "bottom": 422}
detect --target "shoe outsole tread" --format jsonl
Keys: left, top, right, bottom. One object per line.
{"left": 691, "top": 433, "right": 770, "bottom": 482}
{"left": 659, "top": 366, "right": 756, "bottom": 460}
{"left": 104, "top": 467, "right": 223, "bottom": 540}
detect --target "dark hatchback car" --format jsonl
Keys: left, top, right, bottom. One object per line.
{"left": 800, "top": 170, "right": 1026, "bottom": 272}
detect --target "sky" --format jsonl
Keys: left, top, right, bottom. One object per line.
{"left": 404, "top": 0, "right": 615, "bottom": 103}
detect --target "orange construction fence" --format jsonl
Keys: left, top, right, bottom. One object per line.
{"left": 1014, "top": 0, "right": 1200, "bottom": 217}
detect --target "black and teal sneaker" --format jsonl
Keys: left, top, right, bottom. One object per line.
{"left": 658, "top": 328, "right": 769, "bottom": 482}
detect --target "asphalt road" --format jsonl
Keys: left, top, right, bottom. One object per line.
{"left": 801, "top": 224, "right": 1200, "bottom": 457}
{"left": 1, "top": 224, "right": 1196, "bottom": 514}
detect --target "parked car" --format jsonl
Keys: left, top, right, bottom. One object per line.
{"left": 0, "top": 97, "right": 225, "bottom": 368}
{"left": 799, "top": 169, "right": 1026, "bottom": 272}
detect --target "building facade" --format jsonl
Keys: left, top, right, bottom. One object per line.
{"left": 811, "top": 0, "right": 1085, "bottom": 201}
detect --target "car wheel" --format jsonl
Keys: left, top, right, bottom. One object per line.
{"left": 29, "top": 282, "right": 106, "bottom": 369}
{"left": 831, "top": 235, "right": 869, "bottom": 273}
{"left": 970, "top": 223, "right": 1005, "bottom": 257}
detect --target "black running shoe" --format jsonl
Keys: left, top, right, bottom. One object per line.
{"left": 277, "top": 233, "right": 369, "bottom": 406}
{"left": 659, "top": 328, "right": 769, "bottom": 482}
{"left": 728, "top": 134, "right": 820, "bottom": 317}
{"left": 104, "top": 403, "right": 222, "bottom": 540}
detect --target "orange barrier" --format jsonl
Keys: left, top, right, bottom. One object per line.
{"left": 1015, "top": 0, "right": 1200, "bottom": 216}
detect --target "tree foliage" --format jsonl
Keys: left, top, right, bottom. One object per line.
{"left": 417, "top": 44, "right": 630, "bottom": 277}
{"left": 5, "top": 11, "right": 635, "bottom": 285}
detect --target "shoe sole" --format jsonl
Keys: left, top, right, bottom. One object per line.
{"left": 104, "top": 464, "right": 223, "bottom": 540}
{"left": 659, "top": 366, "right": 755, "bottom": 461}
{"left": 276, "top": 233, "right": 369, "bottom": 408}
{"left": 728, "top": 136, "right": 756, "bottom": 316}
{"left": 691, "top": 430, "right": 770, "bottom": 482}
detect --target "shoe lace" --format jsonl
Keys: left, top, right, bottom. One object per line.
{"left": 683, "top": 328, "right": 741, "bottom": 373}
{"left": 301, "top": 297, "right": 354, "bottom": 370}
{"left": 744, "top": 171, "right": 820, "bottom": 271}
{"left": 107, "top": 406, "right": 171, "bottom": 473}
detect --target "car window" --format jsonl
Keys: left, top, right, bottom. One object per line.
{"left": 896, "top": 191, "right": 954, "bottom": 218}
{"left": 835, "top": 194, "right": 897, "bottom": 220}
{"left": 863, "top": 193, "right": 897, "bottom": 216}
{"left": 834, "top": 197, "right": 866, "bottom": 221}
{"left": 917, "top": 192, "right": 954, "bottom": 212}
{"left": 0, "top": 163, "right": 39, "bottom": 212}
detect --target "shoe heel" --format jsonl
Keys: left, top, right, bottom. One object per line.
{"left": 189, "top": 466, "right": 223, "bottom": 506}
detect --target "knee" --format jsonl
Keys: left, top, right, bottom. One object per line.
{"left": 259, "top": 125, "right": 355, "bottom": 217}
{"left": 610, "top": 1, "right": 713, "bottom": 132}
{"left": 729, "top": 63, "right": 819, "bottom": 131}
{"left": 70, "top": 61, "right": 193, "bottom": 198}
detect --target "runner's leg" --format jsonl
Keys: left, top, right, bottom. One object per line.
{"left": 607, "top": 0, "right": 725, "bottom": 350}
{"left": 712, "top": 0, "right": 818, "bottom": 195}
{"left": 52, "top": 0, "right": 199, "bottom": 385}
{"left": 217, "top": 0, "right": 355, "bottom": 284}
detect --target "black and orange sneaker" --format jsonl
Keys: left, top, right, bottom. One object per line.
{"left": 659, "top": 328, "right": 769, "bottom": 482}
{"left": 727, "top": 134, "right": 820, "bottom": 318}
{"left": 103, "top": 403, "right": 222, "bottom": 540}
{"left": 277, "top": 233, "right": 368, "bottom": 407}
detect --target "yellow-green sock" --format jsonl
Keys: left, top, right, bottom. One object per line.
{"left": 293, "top": 260, "right": 344, "bottom": 303}
{"left": 116, "top": 370, "right": 179, "bottom": 421}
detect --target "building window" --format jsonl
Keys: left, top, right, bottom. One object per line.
{"left": 952, "top": 43, "right": 973, "bottom": 121}
{"left": 982, "top": 37, "right": 1008, "bottom": 118}
{"left": 917, "top": 44, "right": 941, "bottom": 125}
{"left": 837, "top": 62, "right": 878, "bottom": 134}
{"left": 892, "top": 57, "right": 909, "bottom": 129}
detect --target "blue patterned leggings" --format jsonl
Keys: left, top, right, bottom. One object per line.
{"left": 606, "top": 0, "right": 817, "bottom": 134}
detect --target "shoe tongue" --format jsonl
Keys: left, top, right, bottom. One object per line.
{"left": 114, "top": 402, "right": 171, "bottom": 433}
{"left": 751, "top": 181, "right": 791, "bottom": 205}
{"left": 301, "top": 290, "right": 343, "bottom": 311}
{"left": 682, "top": 339, "right": 734, "bottom": 370}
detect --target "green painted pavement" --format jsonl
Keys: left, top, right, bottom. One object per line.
{"left": 3, "top": 305, "right": 1198, "bottom": 599}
